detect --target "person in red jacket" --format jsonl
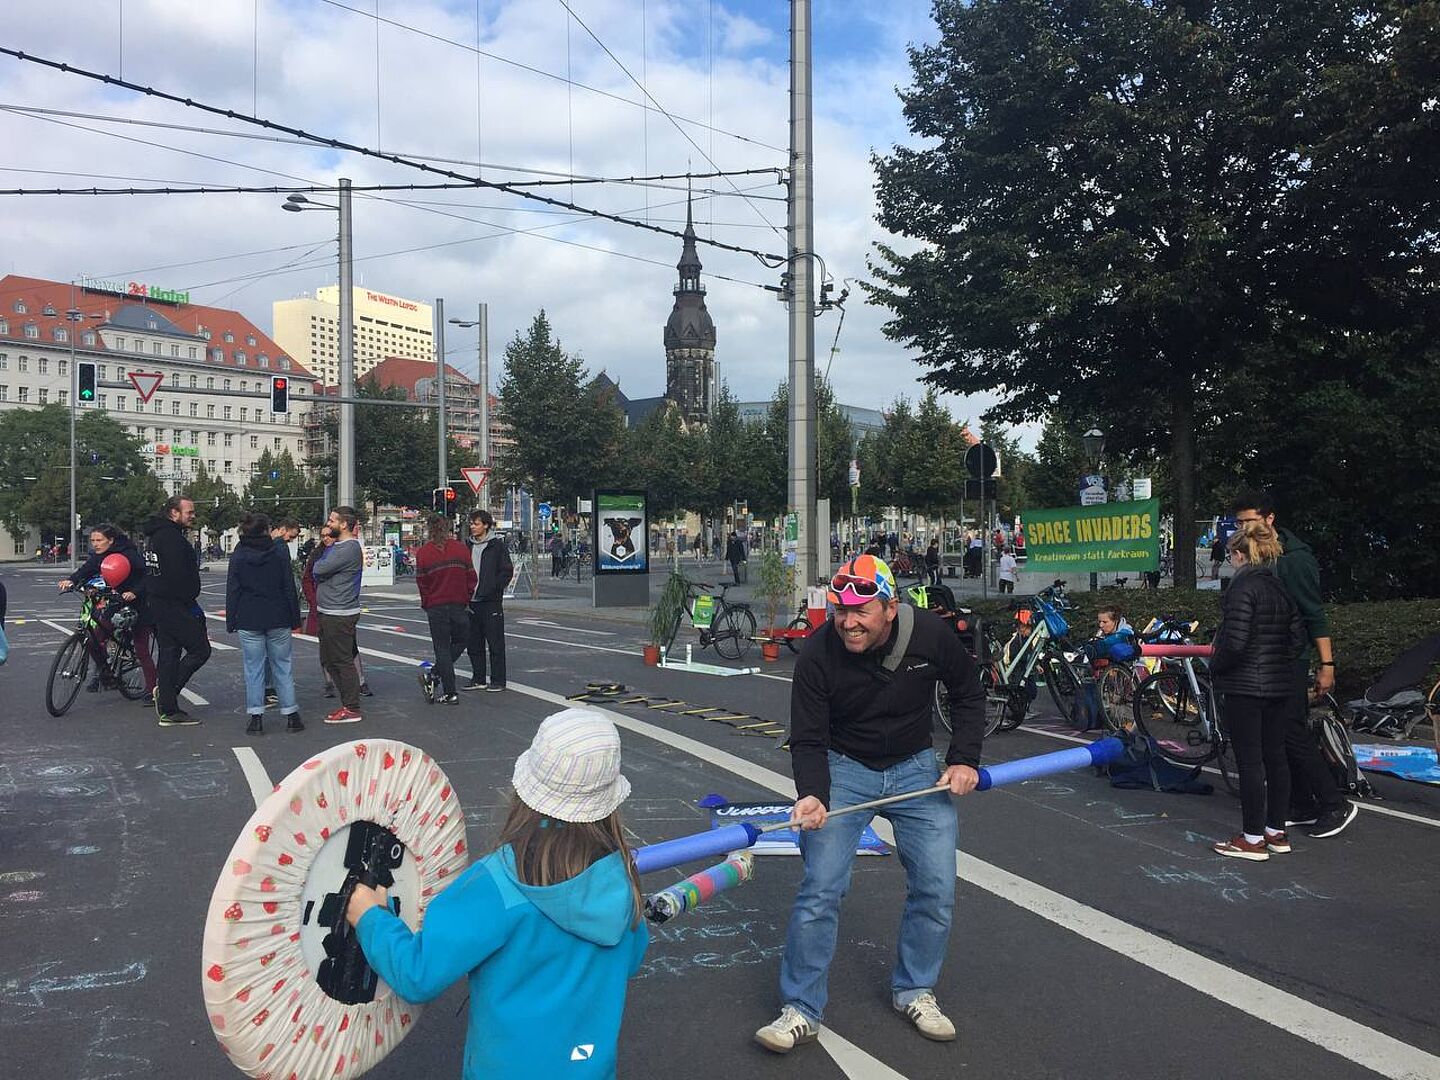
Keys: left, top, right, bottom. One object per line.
{"left": 416, "top": 513, "right": 478, "bottom": 703}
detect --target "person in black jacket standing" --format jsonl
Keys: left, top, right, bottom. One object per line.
{"left": 1209, "top": 522, "right": 1305, "bottom": 861}
{"left": 755, "top": 555, "right": 986, "bottom": 1055}
{"left": 464, "top": 509, "right": 513, "bottom": 692}
{"left": 142, "top": 495, "right": 210, "bottom": 726}
{"left": 227, "top": 512, "right": 303, "bottom": 736}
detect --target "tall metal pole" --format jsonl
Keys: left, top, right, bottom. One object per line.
{"left": 787, "top": 0, "right": 816, "bottom": 595}
{"left": 337, "top": 177, "right": 355, "bottom": 508}
{"left": 434, "top": 297, "right": 447, "bottom": 491}
{"left": 477, "top": 302, "right": 490, "bottom": 471}
{"left": 67, "top": 284, "right": 78, "bottom": 570}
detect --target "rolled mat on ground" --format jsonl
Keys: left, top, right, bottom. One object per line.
{"left": 631, "top": 738, "right": 1127, "bottom": 875}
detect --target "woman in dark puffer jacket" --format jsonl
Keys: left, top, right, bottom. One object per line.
{"left": 1209, "top": 521, "right": 1306, "bottom": 861}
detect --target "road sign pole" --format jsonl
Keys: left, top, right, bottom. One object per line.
{"left": 68, "top": 287, "right": 77, "bottom": 570}
{"left": 434, "top": 297, "right": 447, "bottom": 494}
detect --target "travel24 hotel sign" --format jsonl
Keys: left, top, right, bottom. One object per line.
{"left": 1020, "top": 499, "right": 1160, "bottom": 573}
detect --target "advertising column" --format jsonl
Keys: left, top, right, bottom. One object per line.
{"left": 592, "top": 489, "right": 650, "bottom": 607}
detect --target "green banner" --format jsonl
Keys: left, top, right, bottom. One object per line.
{"left": 1019, "top": 498, "right": 1160, "bottom": 572}
{"left": 692, "top": 594, "right": 715, "bottom": 629}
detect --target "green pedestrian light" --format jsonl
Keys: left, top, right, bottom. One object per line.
{"left": 77, "top": 361, "right": 97, "bottom": 402}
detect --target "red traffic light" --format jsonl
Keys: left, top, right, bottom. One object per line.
{"left": 273, "top": 377, "right": 287, "bottom": 390}
{"left": 445, "top": 487, "right": 457, "bottom": 501}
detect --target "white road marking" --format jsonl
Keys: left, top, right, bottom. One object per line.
{"left": 516, "top": 618, "right": 614, "bottom": 636}
{"left": 181, "top": 687, "right": 210, "bottom": 706}
{"left": 817, "top": 1028, "right": 911, "bottom": 1079}
{"left": 40, "top": 619, "right": 77, "bottom": 637}
{"left": 208, "top": 639, "right": 238, "bottom": 651}
{"left": 232, "top": 746, "right": 273, "bottom": 809}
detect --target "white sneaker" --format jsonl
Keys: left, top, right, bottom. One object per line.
{"left": 754, "top": 1005, "right": 819, "bottom": 1054}
{"left": 895, "top": 992, "right": 956, "bottom": 1041}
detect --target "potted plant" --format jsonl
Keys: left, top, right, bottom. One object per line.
{"left": 754, "top": 549, "right": 793, "bottom": 662}
{"left": 645, "top": 570, "right": 688, "bottom": 664}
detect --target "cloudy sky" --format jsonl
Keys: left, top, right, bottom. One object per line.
{"left": 0, "top": 1, "right": 1011, "bottom": 435}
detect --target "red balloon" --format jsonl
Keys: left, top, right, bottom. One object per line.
{"left": 100, "top": 552, "right": 131, "bottom": 588}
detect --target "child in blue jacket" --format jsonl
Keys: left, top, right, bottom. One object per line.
{"left": 347, "top": 708, "right": 649, "bottom": 1077}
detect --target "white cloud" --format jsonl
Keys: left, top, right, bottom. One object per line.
{"left": 0, "top": 0, "right": 1030, "bottom": 446}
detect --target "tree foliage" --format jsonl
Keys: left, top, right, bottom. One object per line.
{"left": 184, "top": 461, "right": 244, "bottom": 539}
{"left": 494, "top": 311, "right": 626, "bottom": 505}
{"left": 868, "top": 0, "right": 1440, "bottom": 595}
{"left": 0, "top": 405, "right": 165, "bottom": 542}
{"left": 242, "top": 448, "right": 326, "bottom": 526}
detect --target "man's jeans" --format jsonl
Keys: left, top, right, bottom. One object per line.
{"left": 239, "top": 628, "right": 298, "bottom": 716}
{"left": 779, "top": 748, "right": 958, "bottom": 1024}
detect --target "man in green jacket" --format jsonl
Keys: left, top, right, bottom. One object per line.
{"left": 1232, "top": 491, "right": 1356, "bottom": 839}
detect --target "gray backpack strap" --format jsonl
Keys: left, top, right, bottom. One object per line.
{"left": 881, "top": 603, "right": 915, "bottom": 674}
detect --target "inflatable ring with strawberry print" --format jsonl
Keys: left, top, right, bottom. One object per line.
{"left": 201, "top": 739, "right": 468, "bottom": 1079}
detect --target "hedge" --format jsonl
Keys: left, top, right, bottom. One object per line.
{"left": 964, "top": 588, "right": 1440, "bottom": 700}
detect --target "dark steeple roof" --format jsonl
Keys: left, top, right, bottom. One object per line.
{"left": 663, "top": 192, "right": 716, "bottom": 352}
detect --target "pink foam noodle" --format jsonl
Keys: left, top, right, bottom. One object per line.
{"left": 1139, "top": 643, "right": 1214, "bottom": 658}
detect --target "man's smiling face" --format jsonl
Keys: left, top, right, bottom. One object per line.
{"left": 833, "top": 598, "right": 898, "bottom": 653}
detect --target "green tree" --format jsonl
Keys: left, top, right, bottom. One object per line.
{"left": 894, "top": 389, "right": 967, "bottom": 520}
{"left": 978, "top": 419, "right": 1034, "bottom": 525}
{"left": 307, "top": 377, "right": 461, "bottom": 511}
{"left": 242, "top": 448, "right": 325, "bottom": 526}
{"left": 184, "top": 462, "right": 243, "bottom": 539}
{"left": 854, "top": 398, "right": 914, "bottom": 518}
{"left": 695, "top": 383, "right": 748, "bottom": 519}
{"left": 868, "top": 0, "right": 1438, "bottom": 589}
{"left": 494, "top": 312, "right": 626, "bottom": 506}
{"left": 745, "top": 384, "right": 790, "bottom": 521}
{"left": 0, "top": 405, "right": 164, "bottom": 542}
{"left": 622, "top": 404, "right": 702, "bottom": 522}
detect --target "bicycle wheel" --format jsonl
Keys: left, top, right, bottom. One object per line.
{"left": 1214, "top": 736, "right": 1240, "bottom": 796}
{"left": 934, "top": 680, "right": 954, "bottom": 735}
{"left": 1133, "top": 670, "right": 1217, "bottom": 766}
{"left": 783, "top": 615, "right": 812, "bottom": 655}
{"left": 1042, "top": 651, "right": 1082, "bottom": 725}
{"left": 114, "top": 633, "right": 154, "bottom": 701}
{"left": 46, "top": 632, "right": 90, "bottom": 717}
{"left": 712, "top": 607, "right": 756, "bottom": 661}
{"left": 980, "top": 662, "right": 1020, "bottom": 736}
{"left": 1095, "top": 664, "right": 1138, "bottom": 734}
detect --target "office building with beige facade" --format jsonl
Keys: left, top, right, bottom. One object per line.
{"left": 272, "top": 286, "right": 433, "bottom": 388}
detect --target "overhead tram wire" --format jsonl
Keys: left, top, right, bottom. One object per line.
{"left": 0, "top": 105, "right": 787, "bottom": 196}
{"left": 311, "top": 0, "right": 785, "bottom": 156}
{"left": 0, "top": 47, "right": 786, "bottom": 266}
{"left": 1, "top": 107, "right": 774, "bottom": 292}
{"left": 554, "top": 0, "right": 784, "bottom": 239}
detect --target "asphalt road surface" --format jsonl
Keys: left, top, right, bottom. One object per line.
{"left": 1, "top": 564, "right": 1437, "bottom": 1080}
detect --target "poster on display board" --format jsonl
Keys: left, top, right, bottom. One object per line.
{"left": 361, "top": 542, "right": 394, "bottom": 586}
{"left": 593, "top": 490, "right": 648, "bottom": 574}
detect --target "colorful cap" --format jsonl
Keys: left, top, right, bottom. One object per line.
{"left": 827, "top": 554, "right": 896, "bottom": 607}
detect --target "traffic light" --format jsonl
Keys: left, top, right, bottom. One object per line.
{"left": 445, "top": 486, "right": 457, "bottom": 506}
{"left": 431, "top": 487, "right": 444, "bottom": 513}
{"left": 270, "top": 375, "right": 289, "bottom": 414}
{"left": 77, "top": 361, "right": 97, "bottom": 403}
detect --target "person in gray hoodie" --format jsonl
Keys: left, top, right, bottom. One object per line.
{"left": 465, "top": 509, "right": 514, "bottom": 692}
{"left": 313, "top": 505, "right": 366, "bottom": 723}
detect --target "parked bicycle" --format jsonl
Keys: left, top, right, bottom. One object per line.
{"left": 1089, "top": 617, "right": 1199, "bottom": 734}
{"left": 1130, "top": 641, "right": 1239, "bottom": 794}
{"left": 46, "top": 579, "right": 155, "bottom": 716}
{"left": 658, "top": 574, "right": 757, "bottom": 661}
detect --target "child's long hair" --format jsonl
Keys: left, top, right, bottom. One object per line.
{"left": 494, "top": 797, "right": 644, "bottom": 928}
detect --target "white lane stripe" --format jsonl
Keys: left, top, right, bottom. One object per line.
{"left": 232, "top": 746, "right": 273, "bottom": 808}
{"left": 181, "top": 687, "right": 210, "bottom": 706}
{"left": 817, "top": 1028, "right": 910, "bottom": 1079}
{"left": 209, "top": 639, "right": 238, "bottom": 651}
{"left": 503, "top": 680, "right": 1440, "bottom": 1080}
{"left": 41, "top": 618, "right": 78, "bottom": 637}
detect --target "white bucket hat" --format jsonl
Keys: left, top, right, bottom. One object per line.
{"left": 512, "top": 708, "right": 631, "bottom": 823}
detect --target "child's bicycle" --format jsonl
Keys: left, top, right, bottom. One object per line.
{"left": 1130, "top": 641, "right": 1239, "bottom": 795}
{"left": 46, "top": 579, "right": 153, "bottom": 716}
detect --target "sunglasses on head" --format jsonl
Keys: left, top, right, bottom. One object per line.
{"left": 829, "top": 572, "right": 883, "bottom": 601}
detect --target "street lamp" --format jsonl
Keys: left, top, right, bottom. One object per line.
{"left": 447, "top": 305, "right": 491, "bottom": 485}
{"left": 281, "top": 180, "right": 354, "bottom": 510}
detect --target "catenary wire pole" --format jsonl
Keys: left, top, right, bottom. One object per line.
{"left": 337, "top": 178, "right": 355, "bottom": 508}
{"left": 787, "top": 0, "right": 817, "bottom": 598}
{"left": 435, "top": 297, "right": 447, "bottom": 494}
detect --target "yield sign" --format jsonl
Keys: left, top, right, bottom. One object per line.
{"left": 460, "top": 466, "right": 491, "bottom": 494}
{"left": 128, "top": 371, "right": 164, "bottom": 404}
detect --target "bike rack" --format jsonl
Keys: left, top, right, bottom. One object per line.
{"left": 659, "top": 642, "right": 761, "bottom": 678}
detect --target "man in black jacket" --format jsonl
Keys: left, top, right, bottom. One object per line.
{"left": 755, "top": 555, "right": 986, "bottom": 1055}
{"left": 464, "top": 509, "right": 513, "bottom": 692}
{"left": 142, "top": 496, "right": 210, "bottom": 726}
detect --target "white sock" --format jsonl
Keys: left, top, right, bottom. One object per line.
{"left": 1243, "top": 833, "right": 1264, "bottom": 845}
{"left": 1264, "top": 827, "right": 1284, "bottom": 837}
